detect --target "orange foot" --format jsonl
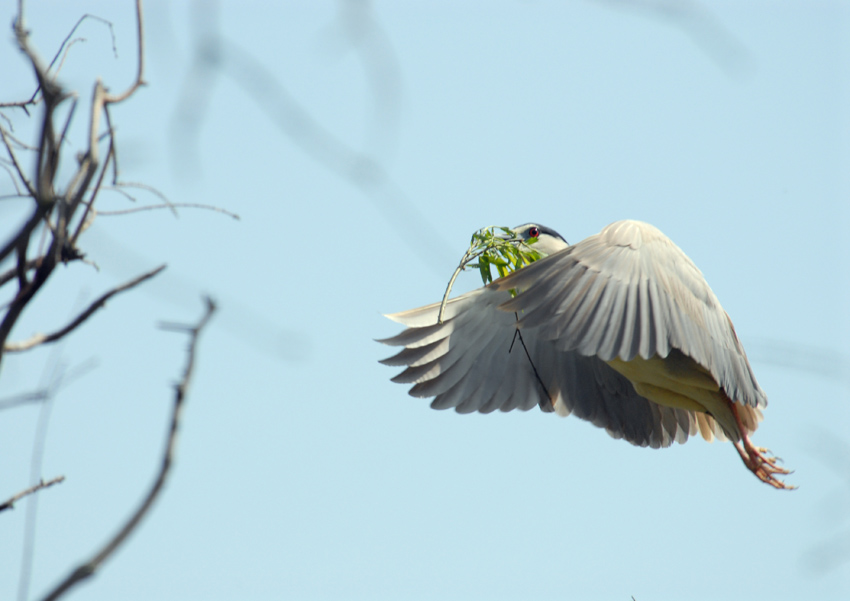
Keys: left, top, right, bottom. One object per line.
{"left": 731, "top": 404, "right": 795, "bottom": 490}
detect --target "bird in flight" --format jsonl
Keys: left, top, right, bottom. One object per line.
{"left": 379, "top": 220, "right": 793, "bottom": 489}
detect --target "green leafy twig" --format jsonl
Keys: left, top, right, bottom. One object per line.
{"left": 436, "top": 226, "right": 543, "bottom": 324}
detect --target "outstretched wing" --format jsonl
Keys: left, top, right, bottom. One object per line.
{"left": 494, "top": 220, "right": 767, "bottom": 410}
{"left": 378, "top": 287, "right": 727, "bottom": 448}
{"left": 378, "top": 289, "right": 544, "bottom": 414}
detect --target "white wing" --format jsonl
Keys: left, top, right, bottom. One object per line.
{"left": 379, "top": 289, "right": 543, "bottom": 413}
{"left": 378, "top": 286, "right": 725, "bottom": 448}
{"left": 494, "top": 220, "right": 766, "bottom": 409}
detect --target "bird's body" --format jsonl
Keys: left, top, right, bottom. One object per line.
{"left": 379, "top": 220, "right": 792, "bottom": 489}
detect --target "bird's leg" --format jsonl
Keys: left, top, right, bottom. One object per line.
{"left": 730, "top": 403, "right": 795, "bottom": 490}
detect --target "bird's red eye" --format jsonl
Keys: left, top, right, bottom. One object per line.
{"left": 529, "top": 227, "right": 539, "bottom": 238}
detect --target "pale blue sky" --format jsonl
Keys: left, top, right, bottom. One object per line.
{"left": 1, "top": 2, "right": 848, "bottom": 600}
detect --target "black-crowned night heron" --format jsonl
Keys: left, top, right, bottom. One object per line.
{"left": 379, "top": 220, "right": 792, "bottom": 489}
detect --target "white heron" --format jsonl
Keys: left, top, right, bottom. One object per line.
{"left": 379, "top": 220, "right": 792, "bottom": 489}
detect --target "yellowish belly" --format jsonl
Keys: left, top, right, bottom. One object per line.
{"left": 606, "top": 351, "right": 723, "bottom": 415}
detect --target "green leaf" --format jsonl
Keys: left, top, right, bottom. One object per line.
{"left": 478, "top": 255, "right": 491, "bottom": 284}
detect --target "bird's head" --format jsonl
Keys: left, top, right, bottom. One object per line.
{"left": 511, "top": 223, "right": 569, "bottom": 256}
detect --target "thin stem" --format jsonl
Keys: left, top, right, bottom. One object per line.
{"left": 39, "top": 298, "right": 216, "bottom": 601}
{"left": 0, "top": 476, "right": 65, "bottom": 513}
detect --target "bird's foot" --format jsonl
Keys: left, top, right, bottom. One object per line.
{"left": 733, "top": 439, "right": 796, "bottom": 490}
{"left": 729, "top": 402, "right": 795, "bottom": 490}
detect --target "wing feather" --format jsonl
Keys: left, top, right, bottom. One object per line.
{"left": 382, "top": 286, "right": 702, "bottom": 447}
{"left": 493, "top": 220, "right": 766, "bottom": 409}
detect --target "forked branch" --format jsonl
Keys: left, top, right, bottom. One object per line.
{"left": 4, "top": 265, "right": 166, "bottom": 353}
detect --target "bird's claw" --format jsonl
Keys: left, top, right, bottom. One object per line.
{"left": 734, "top": 440, "right": 796, "bottom": 490}
{"left": 729, "top": 403, "right": 795, "bottom": 490}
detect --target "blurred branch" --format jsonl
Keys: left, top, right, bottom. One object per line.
{"left": 86, "top": 228, "right": 306, "bottom": 361}
{"left": 802, "top": 531, "right": 850, "bottom": 575}
{"left": 322, "top": 0, "right": 403, "bottom": 159}
{"left": 14, "top": 352, "right": 97, "bottom": 601}
{"left": 39, "top": 297, "right": 216, "bottom": 601}
{"left": 0, "top": 476, "right": 65, "bottom": 513}
{"left": 96, "top": 202, "right": 240, "bottom": 219}
{"left": 0, "top": 357, "right": 96, "bottom": 412}
{"left": 3, "top": 264, "right": 166, "bottom": 353}
{"left": 173, "top": 0, "right": 453, "bottom": 274}
{"left": 0, "top": 389, "right": 49, "bottom": 411}
{"left": 799, "top": 426, "right": 850, "bottom": 573}
{"left": 597, "top": 0, "right": 752, "bottom": 76}
{"left": 749, "top": 338, "right": 850, "bottom": 388}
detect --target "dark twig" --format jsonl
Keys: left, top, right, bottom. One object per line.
{"left": 38, "top": 298, "right": 216, "bottom": 601}
{"left": 4, "top": 265, "right": 166, "bottom": 353}
{"left": 0, "top": 206, "right": 50, "bottom": 271}
{"left": 0, "top": 256, "right": 42, "bottom": 288}
{"left": 508, "top": 319, "right": 553, "bottom": 409}
{"left": 0, "top": 125, "right": 37, "bottom": 197}
{"left": 48, "top": 15, "right": 117, "bottom": 74}
{"left": 0, "top": 476, "right": 65, "bottom": 513}
{"left": 55, "top": 97, "right": 79, "bottom": 152}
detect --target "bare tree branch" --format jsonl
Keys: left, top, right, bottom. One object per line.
{"left": 108, "top": 181, "right": 177, "bottom": 215}
{"left": 0, "top": 476, "right": 65, "bottom": 513}
{"left": 103, "top": 0, "right": 145, "bottom": 105}
{"left": 52, "top": 38, "right": 85, "bottom": 83}
{"left": 38, "top": 298, "right": 216, "bottom": 601}
{"left": 0, "top": 13, "right": 115, "bottom": 111}
{"left": 96, "top": 202, "right": 240, "bottom": 220}
{"left": 4, "top": 264, "right": 166, "bottom": 353}
{"left": 0, "top": 126, "right": 37, "bottom": 151}
{"left": 0, "top": 0, "right": 150, "bottom": 367}
{"left": 0, "top": 256, "right": 42, "bottom": 288}
{"left": 70, "top": 132, "right": 112, "bottom": 244}
{"left": 1, "top": 4, "right": 227, "bottom": 598}
{"left": 50, "top": 14, "right": 117, "bottom": 74}
{"left": 0, "top": 124, "right": 37, "bottom": 197}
